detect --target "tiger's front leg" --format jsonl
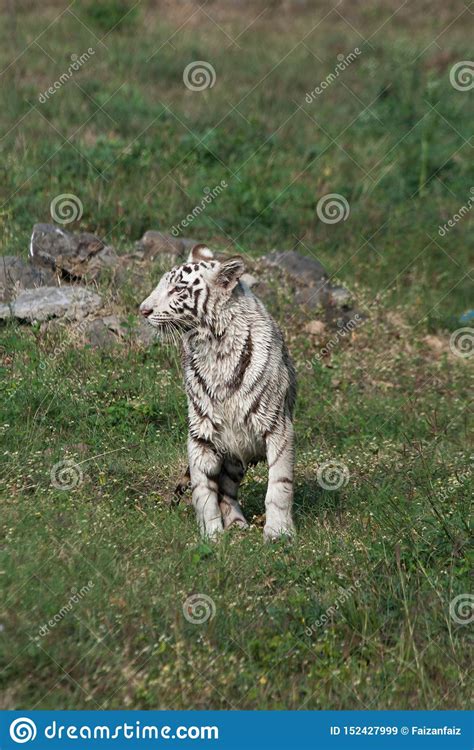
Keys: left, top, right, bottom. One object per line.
{"left": 188, "top": 436, "right": 224, "bottom": 539}
{"left": 218, "top": 457, "right": 248, "bottom": 529}
{"left": 264, "top": 417, "right": 295, "bottom": 541}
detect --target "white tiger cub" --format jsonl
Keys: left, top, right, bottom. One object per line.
{"left": 139, "top": 244, "right": 296, "bottom": 540}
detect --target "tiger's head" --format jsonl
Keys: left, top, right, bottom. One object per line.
{"left": 139, "top": 244, "right": 245, "bottom": 333}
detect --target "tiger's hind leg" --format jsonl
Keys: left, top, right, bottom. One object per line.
{"left": 218, "top": 457, "right": 248, "bottom": 530}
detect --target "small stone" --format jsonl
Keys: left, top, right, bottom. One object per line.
{"left": 328, "top": 286, "right": 352, "bottom": 307}
{"left": 84, "top": 319, "right": 118, "bottom": 348}
{"left": 0, "top": 256, "right": 57, "bottom": 302}
{"left": 134, "top": 231, "right": 195, "bottom": 262}
{"left": 0, "top": 286, "right": 103, "bottom": 322}
{"left": 304, "top": 320, "right": 326, "bottom": 336}
{"left": 135, "top": 318, "right": 158, "bottom": 346}
{"left": 294, "top": 285, "right": 328, "bottom": 309}
{"left": 262, "top": 249, "right": 327, "bottom": 285}
{"left": 84, "top": 245, "right": 119, "bottom": 278}
{"left": 100, "top": 315, "right": 125, "bottom": 336}
{"left": 241, "top": 273, "right": 258, "bottom": 289}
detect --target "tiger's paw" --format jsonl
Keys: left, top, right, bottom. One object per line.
{"left": 263, "top": 519, "right": 295, "bottom": 542}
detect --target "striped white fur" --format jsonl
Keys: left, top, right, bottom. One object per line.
{"left": 140, "top": 244, "right": 296, "bottom": 540}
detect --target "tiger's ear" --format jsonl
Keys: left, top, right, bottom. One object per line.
{"left": 215, "top": 256, "right": 245, "bottom": 290}
{"left": 187, "top": 244, "right": 214, "bottom": 262}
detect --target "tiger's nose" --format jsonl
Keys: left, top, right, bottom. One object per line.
{"left": 140, "top": 305, "right": 153, "bottom": 318}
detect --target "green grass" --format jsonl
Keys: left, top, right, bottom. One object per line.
{"left": 0, "top": 1, "right": 472, "bottom": 710}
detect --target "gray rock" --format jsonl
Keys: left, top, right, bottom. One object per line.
{"left": 0, "top": 256, "right": 57, "bottom": 302}
{"left": 82, "top": 315, "right": 159, "bottom": 348}
{"left": 29, "top": 223, "right": 117, "bottom": 279}
{"left": 328, "top": 285, "right": 353, "bottom": 307}
{"left": 241, "top": 273, "right": 258, "bottom": 289}
{"left": 294, "top": 284, "right": 328, "bottom": 309}
{"left": 135, "top": 318, "right": 158, "bottom": 346}
{"left": 134, "top": 231, "right": 196, "bottom": 262}
{"left": 84, "top": 318, "right": 118, "bottom": 348}
{"left": 83, "top": 244, "right": 119, "bottom": 279}
{"left": 0, "top": 286, "right": 103, "bottom": 322}
{"left": 100, "top": 314, "right": 124, "bottom": 335}
{"left": 262, "top": 250, "right": 327, "bottom": 285}
{"left": 262, "top": 249, "right": 355, "bottom": 314}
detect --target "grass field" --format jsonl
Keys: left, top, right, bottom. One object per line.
{"left": 0, "top": 0, "right": 472, "bottom": 709}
